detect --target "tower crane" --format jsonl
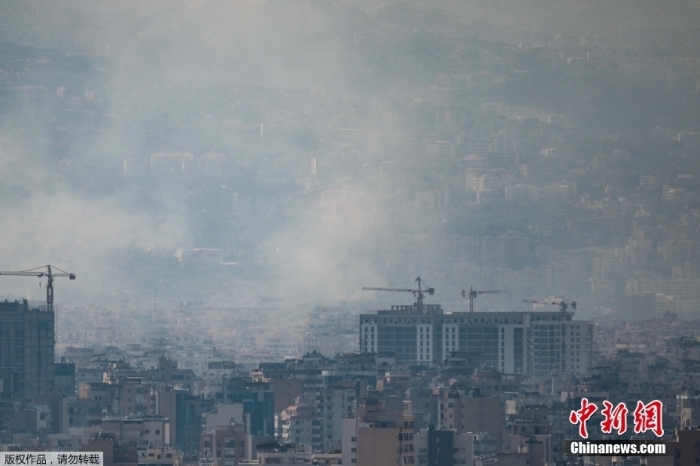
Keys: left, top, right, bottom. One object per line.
{"left": 461, "top": 286, "right": 503, "bottom": 313}
{"left": 363, "top": 277, "right": 435, "bottom": 313}
{"left": 0, "top": 265, "right": 75, "bottom": 313}
{"left": 522, "top": 297, "right": 576, "bottom": 313}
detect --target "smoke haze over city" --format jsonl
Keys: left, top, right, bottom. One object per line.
{"left": 4, "top": 2, "right": 700, "bottom": 464}
{"left": 0, "top": 0, "right": 700, "bottom": 337}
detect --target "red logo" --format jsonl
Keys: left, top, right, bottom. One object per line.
{"left": 600, "top": 401, "right": 628, "bottom": 435}
{"left": 570, "top": 399, "right": 664, "bottom": 438}
{"left": 633, "top": 400, "right": 664, "bottom": 437}
{"left": 569, "top": 398, "right": 598, "bottom": 439}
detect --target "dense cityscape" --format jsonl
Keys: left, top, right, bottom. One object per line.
{"left": 2, "top": 0, "right": 700, "bottom": 465}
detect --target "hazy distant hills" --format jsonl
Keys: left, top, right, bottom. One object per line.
{"left": 2, "top": 0, "right": 700, "bottom": 51}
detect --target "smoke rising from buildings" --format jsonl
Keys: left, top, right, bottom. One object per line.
{"left": 0, "top": 1, "right": 399, "bottom": 307}
{"left": 0, "top": 0, "right": 699, "bottom": 318}
{"left": 4, "top": 3, "right": 700, "bottom": 464}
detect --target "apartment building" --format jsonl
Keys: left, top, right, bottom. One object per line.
{"left": 360, "top": 305, "right": 593, "bottom": 377}
{"left": 355, "top": 397, "right": 415, "bottom": 466}
{"left": 414, "top": 425, "right": 474, "bottom": 466}
{"left": 437, "top": 389, "right": 503, "bottom": 449}
{"left": 0, "top": 300, "right": 54, "bottom": 399}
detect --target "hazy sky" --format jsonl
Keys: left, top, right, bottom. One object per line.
{"left": 0, "top": 0, "right": 698, "bottom": 311}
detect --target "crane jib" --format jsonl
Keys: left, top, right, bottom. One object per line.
{"left": 0, "top": 265, "right": 75, "bottom": 312}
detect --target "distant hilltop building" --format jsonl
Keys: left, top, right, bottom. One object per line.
{"left": 359, "top": 304, "right": 592, "bottom": 377}
{"left": 200, "top": 152, "right": 226, "bottom": 175}
{"left": 427, "top": 140, "right": 455, "bottom": 159}
{"left": 224, "top": 120, "right": 263, "bottom": 136}
{"left": 677, "top": 131, "right": 700, "bottom": 156}
{"left": 464, "top": 142, "right": 491, "bottom": 157}
{"left": 124, "top": 152, "right": 227, "bottom": 176}
{"left": 151, "top": 152, "right": 194, "bottom": 173}
{"left": 540, "top": 147, "right": 560, "bottom": 157}
{"left": 175, "top": 248, "right": 223, "bottom": 267}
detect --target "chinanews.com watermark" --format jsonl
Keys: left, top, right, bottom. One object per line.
{"left": 566, "top": 398, "right": 672, "bottom": 457}
{"left": 566, "top": 440, "right": 669, "bottom": 456}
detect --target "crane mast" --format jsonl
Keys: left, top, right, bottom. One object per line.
{"left": 363, "top": 277, "right": 435, "bottom": 313}
{"left": 461, "top": 286, "right": 503, "bottom": 313}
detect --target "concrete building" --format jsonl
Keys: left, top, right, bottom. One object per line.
{"left": 204, "top": 404, "right": 245, "bottom": 430}
{"left": 414, "top": 425, "right": 474, "bottom": 466}
{"left": 157, "top": 387, "right": 213, "bottom": 455}
{"left": 200, "top": 424, "right": 248, "bottom": 466}
{"left": 360, "top": 305, "right": 593, "bottom": 377}
{"left": 138, "top": 446, "right": 179, "bottom": 466}
{"left": 508, "top": 407, "right": 551, "bottom": 465}
{"left": 222, "top": 378, "right": 275, "bottom": 438}
{"left": 245, "top": 443, "right": 312, "bottom": 465}
{"left": 317, "top": 380, "right": 356, "bottom": 451}
{"left": 33, "top": 393, "right": 70, "bottom": 434}
{"left": 81, "top": 434, "right": 138, "bottom": 466}
{"left": 668, "top": 428, "right": 700, "bottom": 466}
{"left": 97, "top": 416, "right": 170, "bottom": 448}
{"left": 0, "top": 300, "right": 54, "bottom": 399}
{"left": 270, "top": 378, "right": 303, "bottom": 419}
{"left": 355, "top": 397, "right": 414, "bottom": 466}
{"left": 47, "top": 426, "right": 86, "bottom": 451}
{"left": 341, "top": 418, "right": 356, "bottom": 466}
{"left": 279, "top": 403, "right": 319, "bottom": 449}
{"left": 75, "top": 366, "right": 105, "bottom": 387}
{"left": 679, "top": 394, "right": 700, "bottom": 429}
{"left": 437, "top": 389, "right": 503, "bottom": 451}
{"left": 53, "top": 362, "right": 76, "bottom": 397}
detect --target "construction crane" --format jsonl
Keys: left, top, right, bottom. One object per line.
{"left": 0, "top": 265, "right": 75, "bottom": 313}
{"left": 363, "top": 277, "right": 435, "bottom": 313}
{"left": 461, "top": 286, "right": 503, "bottom": 313}
{"left": 522, "top": 297, "right": 576, "bottom": 313}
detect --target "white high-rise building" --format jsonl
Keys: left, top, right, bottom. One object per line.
{"left": 360, "top": 304, "right": 592, "bottom": 377}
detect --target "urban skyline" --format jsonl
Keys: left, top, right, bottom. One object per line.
{"left": 2, "top": 0, "right": 700, "bottom": 465}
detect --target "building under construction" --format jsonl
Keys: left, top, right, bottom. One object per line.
{"left": 0, "top": 299, "right": 54, "bottom": 399}
{"left": 359, "top": 304, "right": 593, "bottom": 377}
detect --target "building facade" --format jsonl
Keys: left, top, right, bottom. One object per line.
{"left": 279, "top": 404, "right": 320, "bottom": 449}
{"left": 437, "top": 389, "right": 503, "bottom": 450}
{"left": 414, "top": 425, "right": 474, "bottom": 466}
{"left": 199, "top": 424, "right": 248, "bottom": 466}
{"left": 0, "top": 300, "right": 54, "bottom": 399}
{"left": 355, "top": 397, "right": 414, "bottom": 466}
{"left": 360, "top": 305, "right": 592, "bottom": 377}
